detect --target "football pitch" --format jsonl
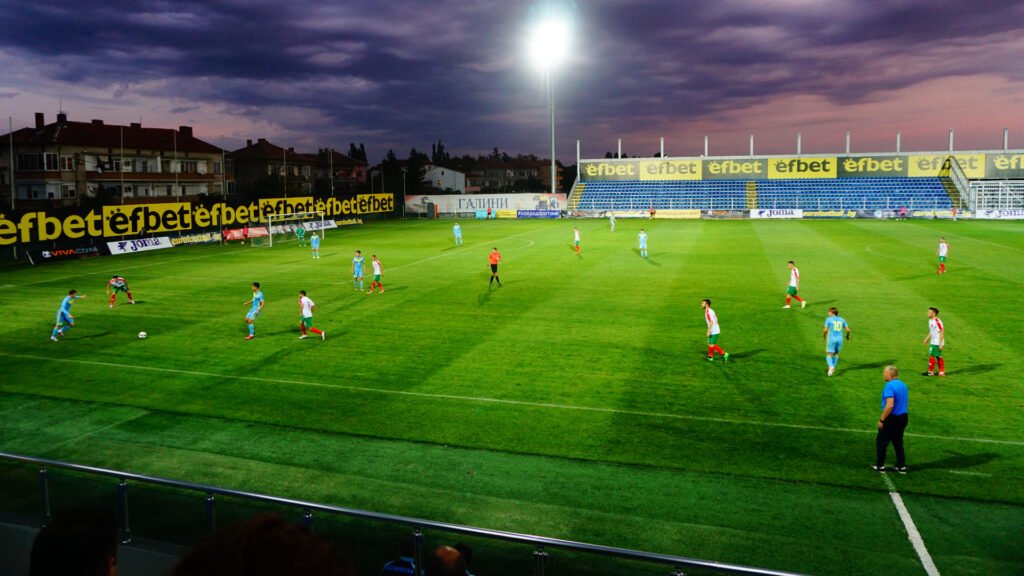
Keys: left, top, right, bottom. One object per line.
{"left": 1, "top": 218, "right": 1022, "bottom": 575}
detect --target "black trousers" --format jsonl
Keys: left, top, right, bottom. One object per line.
{"left": 876, "top": 413, "right": 909, "bottom": 467}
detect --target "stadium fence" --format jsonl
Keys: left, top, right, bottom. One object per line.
{"left": 0, "top": 451, "right": 804, "bottom": 576}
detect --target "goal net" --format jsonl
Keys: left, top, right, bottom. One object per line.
{"left": 250, "top": 211, "right": 326, "bottom": 248}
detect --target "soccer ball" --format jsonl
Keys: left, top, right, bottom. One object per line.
{"left": 138, "top": 331, "right": 148, "bottom": 339}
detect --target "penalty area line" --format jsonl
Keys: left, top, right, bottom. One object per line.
{"left": 882, "top": 474, "right": 941, "bottom": 576}
{"left": 1, "top": 352, "right": 1023, "bottom": 448}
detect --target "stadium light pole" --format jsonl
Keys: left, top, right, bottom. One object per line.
{"left": 527, "top": 4, "right": 572, "bottom": 196}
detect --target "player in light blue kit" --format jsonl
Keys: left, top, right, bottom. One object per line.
{"left": 453, "top": 222, "right": 463, "bottom": 246}
{"left": 822, "top": 307, "right": 851, "bottom": 376}
{"left": 351, "top": 250, "right": 365, "bottom": 291}
{"left": 638, "top": 228, "right": 648, "bottom": 258}
{"left": 310, "top": 232, "right": 321, "bottom": 259}
{"left": 51, "top": 289, "right": 86, "bottom": 341}
{"left": 244, "top": 282, "right": 265, "bottom": 340}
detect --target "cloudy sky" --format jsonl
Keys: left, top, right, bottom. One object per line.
{"left": 2, "top": 0, "right": 1023, "bottom": 163}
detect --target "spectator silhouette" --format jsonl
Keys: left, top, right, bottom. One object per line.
{"left": 381, "top": 535, "right": 418, "bottom": 576}
{"left": 424, "top": 545, "right": 465, "bottom": 576}
{"left": 171, "top": 513, "right": 352, "bottom": 576}
{"left": 453, "top": 543, "right": 476, "bottom": 576}
{"left": 29, "top": 507, "right": 118, "bottom": 576}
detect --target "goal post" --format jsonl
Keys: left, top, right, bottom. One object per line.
{"left": 250, "top": 211, "right": 325, "bottom": 248}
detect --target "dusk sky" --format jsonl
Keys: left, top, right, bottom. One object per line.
{"left": 2, "top": 0, "right": 1023, "bottom": 163}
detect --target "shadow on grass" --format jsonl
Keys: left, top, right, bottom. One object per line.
{"left": 893, "top": 273, "right": 937, "bottom": 281}
{"left": 911, "top": 452, "right": 999, "bottom": 472}
{"left": 846, "top": 359, "right": 898, "bottom": 372}
{"left": 949, "top": 363, "right": 1001, "bottom": 376}
{"left": 68, "top": 331, "right": 112, "bottom": 340}
{"left": 728, "top": 348, "right": 767, "bottom": 360}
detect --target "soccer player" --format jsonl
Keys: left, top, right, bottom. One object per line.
{"left": 951, "top": 205, "right": 958, "bottom": 222}
{"left": 573, "top": 227, "right": 581, "bottom": 254}
{"left": 922, "top": 307, "right": 945, "bottom": 376}
{"left": 367, "top": 255, "right": 384, "bottom": 294}
{"left": 351, "top": 250, "right": 365, "bottom": 291}
{"left": 106, "top": 275, "right": 135, "bottom": 308}
{"left": 783, "top": 260, "right": 807, "bottom": 309}
{"left": 243, "top": 282, "right": 265, "bottom": 340}
{"left": 822, "top": 307, "right": 851, "bottom": 376}
{"left": 51, "top": 289, "right": 86, "bottom": 341}
{"left": 453, "top": 222, "right": 463, "bottom": 246}
{"left": 295, "top": 225, "right": 305, "bottom": 247}
{"left": 936, "top": 237, "right": 949, "bottom": 274}
{"left": 638, "top": 228, "right": 648, "bottom": 258}
{"left": 609, "top": 212, "right": 616, "bottom": 232}
{"left": 310, "top": 232, "right": 320, "bottom": 259}
{"left": 297, "top": 290, "right": 325, "bottom": 340}
{"left": 488, "top": 247, "right": 502, "bottom": 287}
{"left": 702, "top": 299, "right": 729, "bottom": 362}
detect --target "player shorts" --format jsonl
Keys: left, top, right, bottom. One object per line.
{"left": 246, "top": 309, "right": 262, "bottom": 321}
{"left": 55, "top": 312, "right": 72, "bottom": 326}
{"left": 353, "top": 269, "right": 363, "bottom": 278}
{"left": 112, "top": 285, "right": 128, "bottom": 293}
{"left": 301, "top": 317, "right": 314, "bottom": 328}
{"left": 938, "top": 256, "right": 947, "bottom": 263}
{"left": 639, "top": 243, "right": 647, "bottom": 249}
{"left": 786, "top": 286, "right": 798, "bottom": 296}
{"left": 373, "top": 274, "right": 381, "bottom": 281}
{"left": 574, "top": 241, "right": 580, "bottom": 246}
{"left": 490, "top": 264, "right": 498, "bottom": 273}
{"left": 826, "top": 340, "right": 843, "bottom": 354}
{"left": 928, "top": 345, "right": 942, "bottom": 358}
{"left": 707, "top": 333, "right": 719, "bottom": 345}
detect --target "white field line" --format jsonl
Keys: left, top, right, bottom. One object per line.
{"left": 8, "top": 250, "right": 250, "bottom": 288}
{"left": 2, "top": 352, "right": 1022, "bottom": 448}
{"left": 882, "top": 474, "right": 941, "bottom": 576}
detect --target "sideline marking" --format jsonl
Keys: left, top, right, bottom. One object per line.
{"left": 882, "top": 474, "right": 941, "bottom": 576}
{"left": 2, "top": 352, "right": 1022, "bottom": 448}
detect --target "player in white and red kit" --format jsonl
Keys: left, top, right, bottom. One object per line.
{"left": 106, "top": 276, "right": 135, "bottom": 308}
{"left": 702, "top": 299, "right": 729, "bottom": 363}
{"left": 298, "top": 290, "right": 325, "bottom": 340}
{"left": 936, "top": 237, "right": 949, "bottom": 274}
{"left": 922, "top": 307, "right": 945, "bottom": 376}
{"left": 782, "top": 261, "right": 807, "bottom": 309}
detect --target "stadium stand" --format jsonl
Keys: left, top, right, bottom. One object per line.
{"left": 571, "top": 177, "right": 953, "bottom": 211}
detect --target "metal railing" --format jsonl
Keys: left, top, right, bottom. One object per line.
{"left": 970, "top": 180, "right": 1024, "bottom": 209}
{"left": 0, "top": 451, "right": 803, "bottom": 576}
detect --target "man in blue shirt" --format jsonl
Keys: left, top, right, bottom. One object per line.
{"left": 51, "top": 289, "right": 86, "bottom": 341}
{"left": 822, "top": 307, "right": 851, "bottom": 376}
{"left": 874, "top": 365, "right": 909, "bottom": 474}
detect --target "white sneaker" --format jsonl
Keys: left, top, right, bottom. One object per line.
{"left": 321, "top": 331, "right": 326, "bottom": 341}
{"left": 299, "top": 335, "right": 308, "bottom": 339}
{"left": 782, "top": 305, "right": 791, "bottom": 309}
{"left": 827, "top": 367, "right": 835, "bottom": 376}
{"left": 801, "top": 301, "right": 807, "bottom": 309}
{"left": 50, "top": 336, "right": 58, "bottom": 342}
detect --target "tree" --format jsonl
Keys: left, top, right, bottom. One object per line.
{"left": 406, "top": 147, "right": 429, "bottom": 196}
{"left": 431, "top": 140, "right": 450, "bottom": 165}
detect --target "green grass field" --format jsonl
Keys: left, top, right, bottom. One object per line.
{"left": 1, "top": 218, "right": 1022, "bottom": 575}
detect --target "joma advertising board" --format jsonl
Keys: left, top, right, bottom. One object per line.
{"left": 0, "top": 194, "right": 393, "bottom": 246}
{"left": 579, "top": 152, "right": 1024, "bottom": 182}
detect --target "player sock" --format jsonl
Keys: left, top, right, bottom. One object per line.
{"left": 785, "top": 296, "right": 791, "bottom": 305}
{"left": 110, "top": 295, "right": 116, "bottom": 306}
{"left": 938, "top": 358, "right": 945, "bottom": 372}
{"left": 301, "top": 325, "right": 307, "bottom": 336}
{"left": 794, "top": 295, "right": 804, "bottom": 302}
{"left": 310, "top": 328, "right": 323, "bottom": 335}
{"left": 248, "top": 324, "right": 255, "bottom": 336}
{"left": 126, "top": 291, "right": 133, "bottom": 300}
{"left": 928, "top": 357, "right": 936, "bottom": 372}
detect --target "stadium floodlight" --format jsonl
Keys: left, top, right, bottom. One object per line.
{"left": 526, "top": 1, "right": 575, "bottom": 198}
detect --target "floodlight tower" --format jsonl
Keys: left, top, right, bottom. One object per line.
{"left": 528, "top": 2, "right": 572, "bottom": 196}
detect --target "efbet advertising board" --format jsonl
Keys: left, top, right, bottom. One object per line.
{"left": 0, "top": 194, "right": 393, "bottom": 246}
{"left": 579, "top": 152, "right": 1024, "bottom": 182}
